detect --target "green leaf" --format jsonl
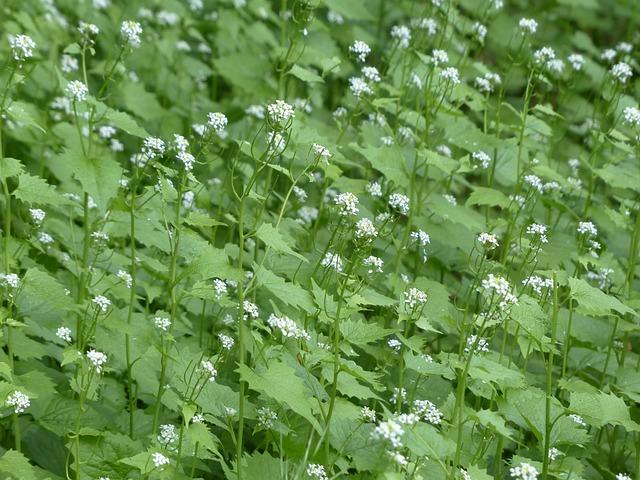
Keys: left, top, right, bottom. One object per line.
{"left": 340, "top": 319, "right": 390, "bottom": 345}
{"left": 238, "top": 360, "right": 322, "bottom": 432}
{"left": 568, "top": 277, "right": 636, "bottom": 316}
{"left": 255, "top": 223, "right": 308, "bottom": 262}
{"left": 13, "top": 174, "right": 69, "bottom": 206}
{"left": 0, "top": 158, "right": 24, "bottom": 180}
{"left": 255, "top": 267, "right": 315, "bottom": 314}
{"left": 349, "top": 143, "right": 407, "bottom": 187}
{"left": 466, "top": 187, "right": 510, "bottom": 208}
{"left": 570, "top": 391, "right": 639, "bottom": 431}
{"left": 6, "top": 101, "right": 45, "bottom": 133}
{"left": 288, "top": 64, "right": 324, "bottom": 83}
{"left": 105, "top": 108, "right": 149, "bottom": 138}
{"left": 0, "top": 450, "right": 37, "bottom": 480}
{"left": 68, "top": 153, "right": 123, "bottom": 213}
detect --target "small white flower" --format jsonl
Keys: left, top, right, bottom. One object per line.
{"left": 440, "top": 67, "right": 460, "bottom": 85}
{"left": 524, "top": 174, "right": 544, "bottom": 193}
{"left": 471, "top": 150, "right": 491, "bottom": 169}
{"left": 431, "top": 49, "right": 449, "bottom": 66}
{"left": 245, "top": 104, "right": 265, "bottom": 119}
{"left": 117, "top": 269, "right": 132, "bottom": 288}
{"left": 327, "top": 10, "right": 344, "bottom": 24}
{"left": 389, "top": 193, "right": 410, "bottom": 215}
{"left": 38, "top": 232, "right": 54, "bottom": 245}
{"left": 363, "top": 256, "right": 384, "bottom": 273}
{"left": 509, "top": 462, "right": 539, "bottom": 480}
{"left": 242, "top": 300, "right": 260, "bottom": 319}
{"left": 60, "top": 54, "right": 79, "bottom": 73}
{"left": 602, "top": 48, "right": 617, "bottom": 62}
{"left": 56, "top": 326, "right": 72, "bottom": 343}
{"left": 200, "top": 360, "right": 218, "bottom": 381}
{"left": 207, "top": 112, "right": 228, "bottom": 133}
{"left": 335, "top": 192, "right": 359, "bottom": 216}
{"left": 477, "top": 232, "right": 499, "bottom": 249}
{"left": 356, "top": 66, "right": 382, "bottom": 88}
{"left": 616, "top": 474, "right": 632, "bottom": 480}
{"left": 154, "top": 316, "right": 171, "bottom": 331}
{"left": 411, "top": 230, "right": 431, "bottom": 247}
{"left": 526, "top": 223, "right": 549, "bottom": 244}
{"left": 366, "top": 181, "right": 382, "bottom": 197}
{"left": 569, "top": 413, "right": 587, "bottom": 426}
{"left": 29, "top": 208, "right": 46, "bottom": 225}
{"left": 86, "top": 349, "right": 108, "bottom": 373}
{"left": 548, "top": 447, "right": 563, "bottom": 461}
{"left": 372, "top": 418, "right": 404, "bottom": 448}
{"left": 152, "top": 452, "right": 170, "bottom": 469}
{"left": 349, "top": 77, "right": 372, "bottom": 97}
{"left": 568, "top": 53, "right": 584, "bottom": 71}
{"left": 0, "top": 273, "right": 20, "bottom": 289}
{"left": 219, "top": 334, "right": 234, "bottom": 350}
{"left": 522, "top": 275, "right": 553, "bottom": 295}
{"left": 92, "top": 295, "right": 111, "bottom": 312}
{"left": 158, "top": 424, "right": 178, "bottom": 446}
{"left": 267, "top": 100, "right": 295, "bottom": 124}
{"left": 404, "top": 287, "right": 427, "bottom": 309}
{"left": 465, "top": 334, "right": 490, "bottom": 354}
{"left": 257, "top": 407, "right": 278, "bottom": 429}
{"left": 577, "top": 221, "right": 598, "bottom": 236}
{"left": 321, "top": 252, "right": 343, "bottom": 272}
{"left": 9, "top": 34, "right": 36, "bottom": 62}
{"left": 390, "top": 25, "right": 411, "bottom": 48}
{"left": 413, "top": 17, "right": 438, "bottom": 36}
{"left": 361, "top": 406, "right": 377, "bottom": 422}
{"left": 65, "top": 80, "right": 88, "bottom": 102}
{"left": 6, "top": 391, "right": 30, "bottom": 414}
{"left": 355, "top": 218, "right": 378, "bottom": 240}
{"left": 623, "top": 106, "right": 640, "bottom": 126}
{"left": 266, "top": 314, "right": 310, "bottom": 340}
{"left": 413, "top": 399, "right": 443, "bottom": 424}
{"left": 349, "top": 40, "right": 371, "bottom": 62}
{"left": 312, "top": 143, "right": 331, "bottom": 161}
{"left": 518, "top": 18, "right": 538, "bottom": 34}
{"left": 306, "top": 463, "right": 328, "bottom": 480}
{"left": 611, "top": 62, "right": 633, "bottom": 84}
{"left": 78, "top": 22, "right": 100, "bottom": 38}
{"left": 121, "top": 20, "right": 143, "bottom": 48}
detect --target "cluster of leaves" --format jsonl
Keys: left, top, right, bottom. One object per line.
{"left": 0, "top": 0, "right": 639, "bottom": 479}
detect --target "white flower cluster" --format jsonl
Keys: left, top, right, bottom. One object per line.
{"left": 481, "top": 274, "right": 518, "bottom": 308}
{"left": 623, "top": 106, "right": 640, "bottom": 127}
{"left": 257, "top": 406, "right": 278, "bottom": 429}
{"left": 6, "top": 391, "right": 30, "bottom": 414}
{"left": 389, "top": 193, "right": 410, "bottom": 215}
{"left": 440, "top": 67, "right": 461, "bottom": 85}
{"left": 266, "top": 314, "right": 310, "bottom": 340}
{"left": 158, "top": 424, "right": 178, "bottom": 446}
{"left": 404, "top": 287, "right": 427, "bottom": 309}
{"left": 154, "top": 316, "right": 171, "bottom": 331}
{"left": 121, "top": 20, "right": 143, "bottom": 48}
{"left": 9, "top": 34, "right": 36, "bottom": 62}
{"left": 355, "top": 218, "right": 378, "bottom": 240}
{"left": 92, "top": 295, "right": 111, "bottom": 312}
{"left": 56, "top": 326, "right": 72, "bottom": 343}
{"left": 349, "top": 40, "right": 371, "bottom": 62}
{"left": 312, "top": 143, "right": 331, "bottom": 161}
{"left": 363, "top": 256, "right": 384, "bottom": 273}
{"left": 65, "top": 81, "right": 88, "bottom": 102}
{"left": 117, "top": 269, "right": 132, "bottom": 288}
{"left": 568, "top": 53, "right": 584, "bottom": 71}
{"left": 478, "top": 232, "right": 499, "bottom": 249}
{"left": 577, "top": 221, "right": 597, "bottom": 236}
{"left": 267, "top": 100, "right": 295, "bottom": 124}
{"left": 87, "top": 349, "right": 108, "bottom": 373}
{"left": 526, "top": 223, "right": 549, "bottom": 244}
{"left": 243, "top": 300, "right": 260, "bottom": 319}
{"left": 519, "top": 18, "right": 538, "bottom": 34}
{"left": 321, "top": 252, "right": 343, "bottom": 272}
{"left": 570, "top": 414, "right": 587, "bottom": 426}
{"left": 207, "top": 112, "right": 228, "bottom": 133}
{"left": 474, "top": 72, "right": 501, "bottom": 93}
{"left": 509, "top": 462, "right": 539, "bottom": 480}
{"left": 213, "top": 278, "right": 228, "bottom": 298}
{"left": 349, "top": 76, "right": 372, "bottom": 97}
{"left": 390, "top": 25, "right": 411, "bottom": 48}
{"left": 361, "top": 406, "right": 377, "bottom": 422}
{"left": 152, "top": 452, "right": 170, "bottom": 469}
{"left": 611, "top": 62, "right": 632, "bottom": 83}
{"left": 335, "top": 192, "right": 359, "bottom": 216}
{"left": 411, "top": 230, "right": 430, "bottom": 246}
{"left": 431, "top": 49, "right": 449, "bottom": 66}
{"left": 524, "top": 174, "right": 544, "bottom": 193}
{"left": 0, "top": 273, "right": 20, "bottom": 289}
{"left": 522, "top": 275, "right": 553, "bottom": 295}
{"left": 412, "top": 399, "right": 443, "bottom": 425}
{"left": 362, "top": 66, "right": 381, "bottom": 83}
{"left": 200, "top": 360, "right": 218, "bottom": 381}
{"left": 219, "top": 334, "right": 234, "bottom": 350}
{"left": 306, "top": 464, "right": 328, "bottom": 480}
{"left": 472, "top": 150, "right": 491, "bottom": 169}
{"left": 372, "top": 418, "right": 404, "bottom": 448}
{"left": 465, "top": 334, "right": 490, "bottom": 354}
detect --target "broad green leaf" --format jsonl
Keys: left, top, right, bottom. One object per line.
{"left": 568, "top": 277, "right": 636, "bottom": 316}
{"left": 255, "top": 223, "right": 308, "bottom": 262}
{"left": 288, "top": 64, "right": 324, "bottom": 83}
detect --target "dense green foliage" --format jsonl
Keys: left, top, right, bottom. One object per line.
{"left": 0, "top": 0, "right": 639, "bottom": 479}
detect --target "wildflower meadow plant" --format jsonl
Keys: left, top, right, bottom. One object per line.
{"left": 0, "top": 1, "right": 637, "bottom": 480}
